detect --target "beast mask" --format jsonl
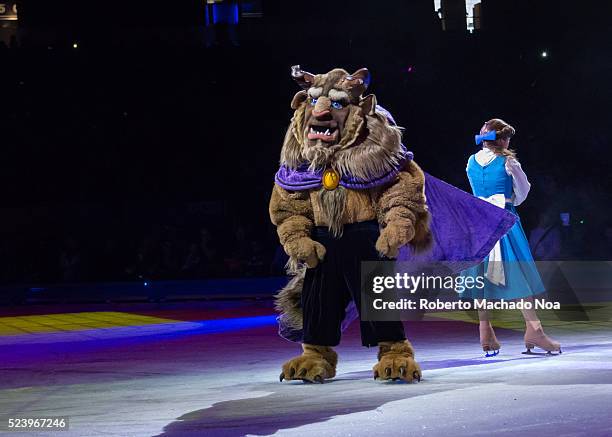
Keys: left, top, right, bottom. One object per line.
{"left": 275, "top": 65, "right": 412, "bottom": 191}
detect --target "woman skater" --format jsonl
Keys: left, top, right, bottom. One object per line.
{"left": 464, "top": 118, "right": 561, "bottom": 356}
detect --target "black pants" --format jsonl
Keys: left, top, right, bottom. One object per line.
{"left": 302, "top": 220, "right": 406, "bottom": 347}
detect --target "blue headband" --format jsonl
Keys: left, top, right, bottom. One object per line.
{"left": 475, "top": 130, "right": 496, "bottom": 145}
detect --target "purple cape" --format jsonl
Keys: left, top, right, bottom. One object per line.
{"left": 277, "top": 172, "right": 518, "bottom": 342}
{"left": 400, "top": 173, "right": 517, "bottom": 263}
{"left": 275, "top": 147, "right": 413, "bottom": 191}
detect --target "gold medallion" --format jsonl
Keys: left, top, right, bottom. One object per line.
{"left": 322, "top": 168, "right": 340, "bottom": 190}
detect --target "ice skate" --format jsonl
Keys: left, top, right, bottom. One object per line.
{"left": 523, "top": 325, "right": 562, "bottom": 355}
{"left": 480, "top": 322, "right": 501, "bottom": 357}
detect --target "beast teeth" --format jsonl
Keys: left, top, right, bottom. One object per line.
{"left": 309, "top": 126, "right": 333, "bottom": 136}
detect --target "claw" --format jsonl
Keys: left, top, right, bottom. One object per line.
{"left": 413, "top": 371, "right": 421, "bottom": 382}
{"left": 385, "top": 367, "right": 392, "bottom": 377}
{"left": 314, "top": 375, "right": 323, "bottom": 384}
{"left": 280, "top": 372, "right": 285, "bottom": 382}
{"left": 373, "top": 370, "right": 379, "bottom": 380}
{"left": 399, "top": 366, "right": 406, "bottom": 377}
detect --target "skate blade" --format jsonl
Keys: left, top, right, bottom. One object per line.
{"left": 484, "top": 350, "right": 499, "bottom": 357}
{"left": 522, "top": 349, "right": 562, "bottom": 356}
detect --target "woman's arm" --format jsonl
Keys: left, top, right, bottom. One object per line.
{"left": 505, "top": 158, "right": 531, "bottom": 206}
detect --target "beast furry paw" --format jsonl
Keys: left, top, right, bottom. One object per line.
{"left": 375, "top": 224, "right": 414, "bottom": 259}
{"left": 373, "top": 340, "right": 421, "bottom": 383}
{"left": 285, "top": 237, "right": 326, "bottom": 268}
{"left": 279, "top": 344, "right": 337, "bottom": 383}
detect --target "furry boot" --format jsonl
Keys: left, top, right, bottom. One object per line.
{"left": 373, "top": 340, "right": 421, "bottom": 382}
{"left": 279, "top": 344, "right": 337, "bottom": 383}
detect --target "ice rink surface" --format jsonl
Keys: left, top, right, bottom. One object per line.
{"left": 1, "top": 302, "right": 611, "bottom": 437}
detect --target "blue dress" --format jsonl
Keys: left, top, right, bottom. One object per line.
{"left": 461, "top": 154, "right": 545, "bottom": 300}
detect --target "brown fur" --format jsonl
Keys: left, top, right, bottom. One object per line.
{"left": 269, "top": 184, "right": 325, "bottom": 269}
{"left": 303, "top": 344, "right": 338, "bottom": 368}
{"left": 279, "top": 100, "right": 406, "bottom": 235}
{"left": 283, "top": 233, "right": 326, "bottom": 270}
{"left": 282, "top": 103, "right": 404, "bottom": 182}
{"left": 291, "top": 90, "right": 308, "bottom": 110}
{"left": 279, "top": 118, "right": 305, "bottom": 172}
{"left": 373, "top": 340, "right": 421, "bottom": 382}
{"left": 312, "top": 68, "right": 354, "bottom": 100}
{"left": 274, "top": 266, "right": 305, "bottom": 330}
{"left": 377, "top": 340, "right": 415, "bottom": 360}
{"left": 375, "top": 161, "right": 432, "bottom": 255}
{"left": 270, "top": 68, "right": 431, "bottom": 359}
{"left": 317, "top": 186, "right": 347, "bottom": 237}
{"left": 280, "top": 344, "right": 338, "bottom": 382}
{"left": 272, "top": 161, "right": 431, "bottom": 331}
{"left": 269, "top": 184, "right": 313, "bottom": 225}
{"left": 276, "top": 215, "right": 312, "bottom": 246}
{"left": 333, "top": 112, "right": 404, "bottom": 181}
{"left": 311, "top": 188, "right": 377, "bottom": 228}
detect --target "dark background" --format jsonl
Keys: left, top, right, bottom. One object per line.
{"left": 0, "top": 0, "right": 610, "bottom": 285}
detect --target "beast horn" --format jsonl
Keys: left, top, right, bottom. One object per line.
{"left": 342, "top": 68, "right": 371, "bottom": 99}
{"left": 291, "top": 65, "right": 315, "bottom": 90}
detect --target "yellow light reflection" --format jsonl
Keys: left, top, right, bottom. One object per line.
{"left": 0, "top": 312, "right": 178, "bottom": 336}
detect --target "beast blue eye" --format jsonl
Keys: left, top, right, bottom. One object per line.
{"left": 310, "top": 98, "right": 318, "bottom": 105}
{"left": 331, "top": 101, "right": 344, "bottom": 109}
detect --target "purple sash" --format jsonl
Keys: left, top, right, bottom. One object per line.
{"left": 275, "top": 147, "right": 413, "bottom": 191}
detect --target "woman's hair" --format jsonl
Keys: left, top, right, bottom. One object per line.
{"left": 480, "top": 118, "right": 517, "bottom": 159}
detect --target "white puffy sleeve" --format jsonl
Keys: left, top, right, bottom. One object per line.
{"left": 505, "top": 158, "right": 531, "bottom": 206}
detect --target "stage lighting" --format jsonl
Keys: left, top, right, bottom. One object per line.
{"left": 541, "top": 51, "right": 548, "bottom": 58}
{"left": 72, "top": 42, "right": 78, "bottom": 49}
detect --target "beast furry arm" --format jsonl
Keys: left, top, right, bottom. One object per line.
{"left": 375, "top": 160, "right": 431, "bottom": 258}
{"left": 269, "top": 184, "right": 326, "bottom": 268}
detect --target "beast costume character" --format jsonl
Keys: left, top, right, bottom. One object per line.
{"left": 270, "top": 66, "right": 517, "bottom": 384}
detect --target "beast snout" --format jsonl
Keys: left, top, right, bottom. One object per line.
{"left": 312, "top": 96, "right": 332, "bottom": 118}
